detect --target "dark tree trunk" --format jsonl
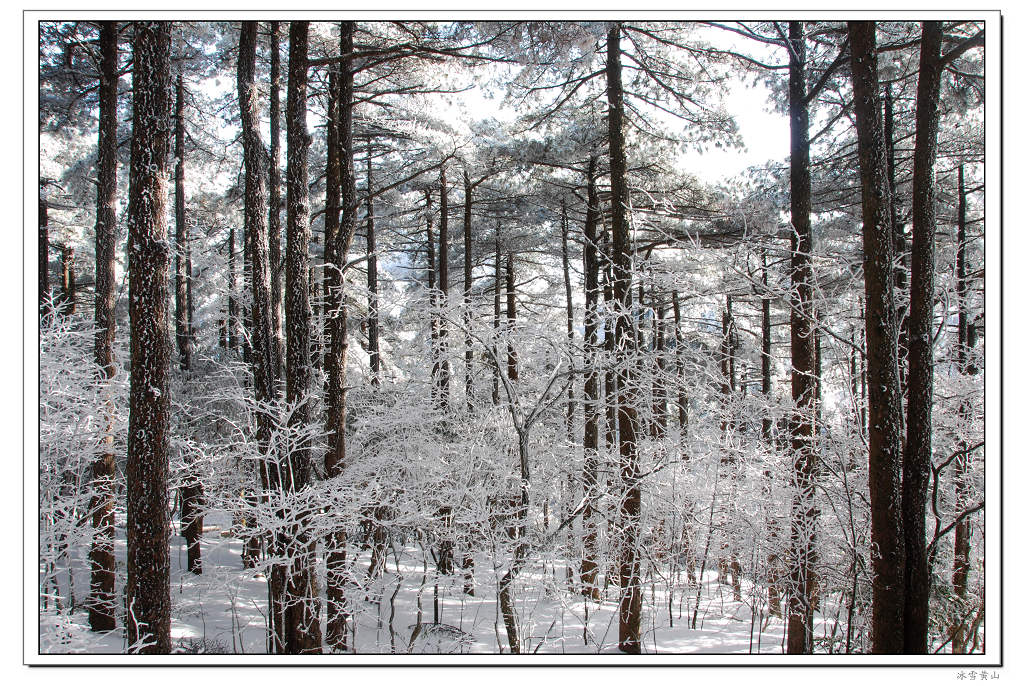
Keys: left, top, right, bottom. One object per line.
{"left": 601, "top": 225, "right": 617, "bottom": 454}
{"left": 607, "top": 23, "right": 642, "bottom": 654}
{"left": 651, "top": 305, "right": 667, "bottom": 440}
{"left": 175, "top": 69, "right": 202, "bottom": 576}
{"left": 174, "top": 73, "right": 190, "bottom": 371}
{"left": 580, "top": 157, "right": 601, "bottom": 600}
{"left": 786, "top": 20, "right": 818, "bottom": 655}
{"left": 228, "top": 223, "right": 238, "bottom": 350}
{"left": 463, "top": 168, "right": 474, "bottom": 408}
{"left": 438, "top": 165, "right": 451, "bottom": 409}
{"left": 505, "top": 250, "right": 519, "bottom": 383}
{"left": 492, "top": 226, "right": 501, "bottom": 405}
{"left": 902, "top": 20, "right": 943, "bottom": 655}
{"left": 186, "top": 240, "right": 194, "bottom": 348}
{"left": 459, "top": 168, "right": 475, "bottom": 585}
{"left": 952, "top": 164, "right": 976, "bottom": 654}
{"left": 367, "top": 146, "right": 380, "bottom": 387}
{"left": 561, "top": 198, "right": 576, "bottom": 436}
{"left": 283, "top": 20, "right": 321, "bottom": 654}
{"left": 849, "top": 20, "right": 906, "bottom": 654}
{"left": 761, "top": 250, "right": 772, "bottom": 442}
{"left": 325, "top": 20, "right": 359, "bottom": 653}
{"left": 720, "top": 296, "right": 735, "bottom": 438}
{"left": 40, "top": 182, "right": 50, "bottom": 315}
{"left": 268, "top": 21, "right": 284, "bottom": 384}
{"left": 426, "top": 190, "right": 441, "bottom": 408}
{"left": 124, "top": 21, "right": 172, "bottom": 655}
{"left": 239, "top": 17, "right": 280, "bottom": 580}
{"left": 87, "top": 19, "right": 118, "bottom": 632}
{"left": 600, "top": 219, "right": 618, "bottom": 587}
{"left": 672, "top": 291, "right": 688, "bottom": 440}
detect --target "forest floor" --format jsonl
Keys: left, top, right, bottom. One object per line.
{"left": 38, "top": 509, "right": 833, "bottom": 655}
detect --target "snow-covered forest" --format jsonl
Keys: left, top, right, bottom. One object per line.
{"left": 35, "top": 18, "right": 988, "bottom": 658}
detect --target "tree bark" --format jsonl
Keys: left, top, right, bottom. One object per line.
{"left": 492, "top": 225, "right": 501, "bottom": 405}
{"left": 283, "top": 20, "right": 321, "bottom": 654}
{"left": 607, "top": 23, "right": 642, "bottom": 654}
{"left": 672, "top": 291, "right": 688, "bottom": 440}
{"left": 902, "top": 20, "right": 943, "bottom": 655}
{"left": 174, "top": 73, "right": 191, "bottom": 371}
{"left": 87, "top": 19, "right": 118, "bottom": 632}
{"left": 324, "top": 20, "right": 359, "bottom": 653}
{"left": 561, "top": 198, "right": 576, "bottom": 436}
{"left": 174, "top": 69, "right": 203, "bottom": 576}
{"left": 367, "top": 145, "right": 381, "bottom": 387}
{"left": 426, "top": 189, "right": 441, "bottom": 408}
{"left": 506, "top": 250, "right": 518, "bottom": 383}
{"left": 849, "top": 20, "right": 906, "bottom": 654}
{"left": 39, "top": 181, "right": 50, "bottom": 315}
{"left": 786, "top": 20, "right": 818, "bottom": 656}
{"left": 438, "top": 165, "right": 451, "bottom": 409}
{"left": 580, "top": 156, "right": 601, "bottom": 600}
{"left": 761, "top": 250, "right": 772, "bottom": 442}
{"left": 952, "top": 164, "right": 976, "bottom": 654}
{"left": 228, "top": 223, "right": 238, "bottom": 350}
{"left": 124, "top": 20, "right": 172, "bottom": 654}
{"left": 268, "top": 21, "right": 284, "bottom": 384}
{"left": 652, "top": 304, "right": 667, "bottom": 440}
{"left": 463, "top": 168, "right": 474, "bottom": 408}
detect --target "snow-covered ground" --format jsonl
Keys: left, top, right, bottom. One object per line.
{"left": 39, "top": 508, "right": 833, "bottom": 655}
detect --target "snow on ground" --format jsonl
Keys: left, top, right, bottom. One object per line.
{"left": 39, "top": 508, "right": 831, "bottom": 655}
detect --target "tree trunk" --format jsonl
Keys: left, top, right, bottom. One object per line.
{"left": 849, "top": 20, "right": 906, "bottom": 654}
{"left": 580, "top": 156, "right": 601, "bottom": 600}
{"left": 492, "top": 226, "right": 501, "bottom": 405}
{"left": 39, "top": 181, "right": 50, "bottom": 315}
{"left": 506, "top": 251, "right": 518, "bottom": 383}
{"left": 283, "top": 20, "right": 321, "bottom": 654}
{"left": 902, "top": 20, "right": 943, "bottom": 655}
{"left": 240, "top": 15, "right": 281, "bottom": 577}
{"left": 672, "top": 291, "right": 688, "bottom": 440}
{"left": 174, "top": 69, "right": 203, "bottom": 576}
{"left": 426, "top": 190, "right": 441, "bottom": 407}
{"left": 268, "top": 20, "right": 284, "bottom": 384}
{"left": 174, "top": 73, "right": 190, "bottom": 371}
{"left": 438, "top": 165, "right": 451, "bottom": 409}
{"left": 607, "top": 23, "right": 642, "bottom": 654}
{"left": 652, "top": 305, "right": 667, "bottom": 440}
{"left": 561, "top": 198, "right": 576, "bottom": 436}
{"left": 228, "top": 223, "right": 238, "bottom": 350}
{"left": 720, "top": 296, "right": 735, "bottom": 438}
{"left": 786, "top": 20, "right": 818, "bottom": 656}
{"left": 952, "top": 164, "right": 976, "bottom": 654}
{"left": 324, "top": 20, "right": 359, "bottom": 653}
{"left": 367, "top": 145, "right": 381, "bottom": 387}
{"left": 87, "top": 19, "right": 118, "bottom": 632}
{"left": 463, "top": 168, "right": 474, "bottom": 409}
{"left": 124, "top": 20, "right": 172, "bottom": 655}
{"left": 761, "top": 250, "right": 772, "bottom": 442}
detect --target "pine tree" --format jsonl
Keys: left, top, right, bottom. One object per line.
{"left": 902, "top": 20, "right": 943, "bottom": 654}
{"left": 607, "top": 22, "right": 642, "bottom": 654}
{"left": 87, "top": 18, "right": 118, "bottom": 633}
{"left": 124, "top": 20, "right": 173, "bottom": 655}
{"left": 849, "top": 20, "right": 906, "bottom": 654}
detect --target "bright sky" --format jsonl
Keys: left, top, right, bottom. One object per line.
{"left": 698, "top": 78, "right": 790, "bottom": 183}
